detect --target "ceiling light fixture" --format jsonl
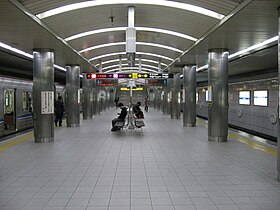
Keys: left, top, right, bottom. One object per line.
{"left": 65, "top": 27, "right": 197, "bottom": 42}
{"left": 37, "top": 0, "right": 224, "bottom": 20}
{"left": 79, "top": 41, "right": 183, "bottom": 53}
{"left": 89, "top": 52, "right": 174, "bottom": 62}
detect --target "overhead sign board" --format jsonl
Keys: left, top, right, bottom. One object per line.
{"left": 86, "top": 73, "right": 173, "bottom": 79}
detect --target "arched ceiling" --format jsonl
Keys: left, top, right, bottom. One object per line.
{"left": 0, "top": 0, "right": 279, "bottom": 83}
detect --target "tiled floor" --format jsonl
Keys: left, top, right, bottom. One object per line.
{"left": 0, "top": 108, "right": 280, "bottom": 210}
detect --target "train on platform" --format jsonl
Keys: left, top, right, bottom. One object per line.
{"left": 0, "top": 76, "right": 66, "bottom": 139}
{"left": 195, "top": 72, "right": 278, "bottom": 141}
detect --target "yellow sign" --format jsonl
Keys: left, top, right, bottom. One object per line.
{"left": 120, "top": 87, "right": 144, "bottom": 91}
{"left": 132, "top": 73, "right": 138, "bottom": 79}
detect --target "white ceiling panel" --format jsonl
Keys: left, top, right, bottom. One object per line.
{"left": 0, "top": 0, "right": 278, "bottom": 84}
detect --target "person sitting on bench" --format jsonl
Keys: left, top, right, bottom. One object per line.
{"left": 111, "top": 103, "right": 127, "bottom": 131}
{"left": 132, "top": 101, "right": 144, "bottom": 119}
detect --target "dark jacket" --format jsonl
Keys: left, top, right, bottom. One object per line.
{"left": 118, "top": 107, "right": 127, "bottom": 120}
{"left": 55, "top": 100, "right": 65, "bottom": 114}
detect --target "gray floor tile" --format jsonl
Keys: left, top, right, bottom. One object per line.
{"left": 0, "top": 109, "right": 280, "bottom": 210}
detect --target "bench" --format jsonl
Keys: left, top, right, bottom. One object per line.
{"left": 135, "top": 119, "right": 145, "bottom": 128}
{"left": 114, "top": 119, "right": 126, "bottom": 130}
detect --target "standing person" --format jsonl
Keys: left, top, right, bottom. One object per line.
{"left": 111, "top": 103, "right": 127, "bottom": 131}
{"left": 54, "top": 96, "right": 65, "bottom": 127}
{"left": 114, "top": 95, "right": 119, "bottom": 108}
{"left": 144, "top": 96, "right": 149, "bottom": 112}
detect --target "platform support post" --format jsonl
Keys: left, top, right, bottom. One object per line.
{"left": 277, "top": 7, "right": 280, "bottom": 181}
{"left": 66, "top": 65, "right": 80, "bottom": 127}
{"left": 171, "top": 73, "right": 181, "bottom": 119}
{"left": 208, "top": 48, "right": 229, "bottom": 142}
{"left": 33, "top": 48, "right": 54, "bottom": 143}
{"left": 183, "top": 66, "right": 196, "bottom": 127}
{"left": 82, "top": 74, "right": 93, "bottom": 119}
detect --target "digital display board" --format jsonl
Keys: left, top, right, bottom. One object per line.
{"left": 239, "top": 91, "right": 250, "bottom": 105}
{"left": 96, "top": 79, "right": 115, "bottom": 87}
{"left": 253, "top": 90, "right": 268, "bottom": 106}
{"left": 86, "top": 73, "right": 173, "bottom": 79}
{"left": 147, "top": 79, "right": 167, "bottom": 86}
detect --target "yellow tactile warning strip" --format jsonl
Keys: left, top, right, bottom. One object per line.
{"left": 197, "top": 118, "right": 277, "bottom": 157}
{"left": 0, "top": 133, "right": 33, "bottom": 153}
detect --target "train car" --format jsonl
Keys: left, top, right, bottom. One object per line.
{"left": 196, "top": 75, "right": 278, "bottom": 141}
{"left": 0, "top": 76, "right": 33, "bottom": 137}
{"left": 0, "top": 77, "right": 67, "bottom": 139}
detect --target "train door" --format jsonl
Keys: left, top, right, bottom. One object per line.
{"left": 3, "top": 89, "right": 16, "bottom": 134}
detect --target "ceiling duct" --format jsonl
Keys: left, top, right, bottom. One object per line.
{"left": 126, "top": 7, "right": 136, "bottom": 67}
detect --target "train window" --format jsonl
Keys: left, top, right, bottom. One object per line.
{"left": 22, "top": 92, "right": 32, "bottom": 112}
{"left": 4, "top": 89, "right": 15, "bottom": 114}
{"left": 253, "top": 90, "right": 268, "bottom": 106}
{"left": 239, "top": 91, "right": 250, "bottom": 105}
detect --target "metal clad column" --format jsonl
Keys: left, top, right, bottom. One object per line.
{"left": 208, "top": 49, "right": 229, "bottom": 142}
{"left": 171, "top": 73, "right": 180, "bottom": 119}
{"left": 183, "top": 66, "right": 197, "bottom": 127}
{"left": 92, "top": 81, "right": 97, "bottom": 115}
{"left": 33, "top": 49, "right": 54, "bottom": 143}
{"left": 277, "top": 7, "right": 280, "bottom": 181}
{"left": 167, "top": 79, "right": 171, "bottom": 115}
{"left": 82, "top": 74, "right": 93, "bottom": 119}
{"left": 66, "top": 65, "right": 80, "bottom": 127}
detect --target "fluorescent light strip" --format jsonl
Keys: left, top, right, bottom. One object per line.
{"left": 37, "top": 0, "right": 224, "bottom": 19}
{"left": 80, "top": 41, "right": 183, "bottom": 53}
{"left": 89, "top": 52, "right": 173, "bottom": 62}
{"left": 89, "top": 52, "right": 126, "bottom": 61}
{"left": 139, "top": 52, "right": 173, "bottom": 61}
{"left": 136, "top": 27, "right": 197, "bottom": 41}
{"left": 79, "top": 42, "right": 125, "bottom": 52}
{"left": 96, "top": 58, "right": 168, "bottom": 67}
{"left": 0, "top": 42, "right": 33, "bottom": 59}
{"left": 66, "top": 27, "right": 197, "bottom": 42}
{"left": 102, "top": 63, "right": 159, "bottom": 71}
{"left": 102, "top": 63, "right": 128, "bottom": 70}
{"left": 0, "top": 42, "right": 68, "bottom": 72}
{"left": 54, "top": 64, "right": 66, "bottom": 71}
{"left": 139, "top": 58, "right": 168, "bottom": 67}
{"left": 196, "top": 65, "right": 208, "bottom": 72}
{"left": 105, "top": 67, "right": 158, "bottom": 73}
{"left": 196, "top": 36, "right": 279, "bottom": 72}
{"left": 65, "top": 27, "right": 126, "bottom": 41}
{"left": 136, "top": 63, "right": 159, "bottom": 70}
{"left": 229, "top": 36, "right": 278, "bottom": 59}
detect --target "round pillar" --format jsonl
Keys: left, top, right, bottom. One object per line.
{"left": 66, "top": 65, "right": 80, "bottom": 127}
{"left": 82, "top": 74, "right": 93, "bottom": 119}
{"left": 33, "top": 48, "right": 54, "bottom": 143}
{"left": 171, "top": 73, "right": 181, "bottom": 119}
{"left": 183, "top": 66, "right": 197, "bottom": 127}
{"left": 208, "top": 49, "right": 229, "bottom": 142}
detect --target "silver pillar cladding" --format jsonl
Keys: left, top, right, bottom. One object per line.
{"left": 183, "top": 66, "right": 197, "bottom": 127}
{"left": 208, "top": 49, "right": 229, "bottom": 142}
{"left": 277, "top": 7, "right": 280, "bottom": 181}
{"left": 171, "top": 73, "right": 180, "bottom": 119}
{"left": 92, "top": 80, "right": 97, "bottom": 115}
{"left": 82, "top": 74, "right": 93, "bottom": 119}
{"left": 33, "top": 49, "right": 54, "bottom": 143}
{"left": 66, "top": 65, "right": 80, "bottom": 127}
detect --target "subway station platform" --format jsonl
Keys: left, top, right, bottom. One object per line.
{"left": 0, "top": 108, "right": 280, "bottom": 210}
